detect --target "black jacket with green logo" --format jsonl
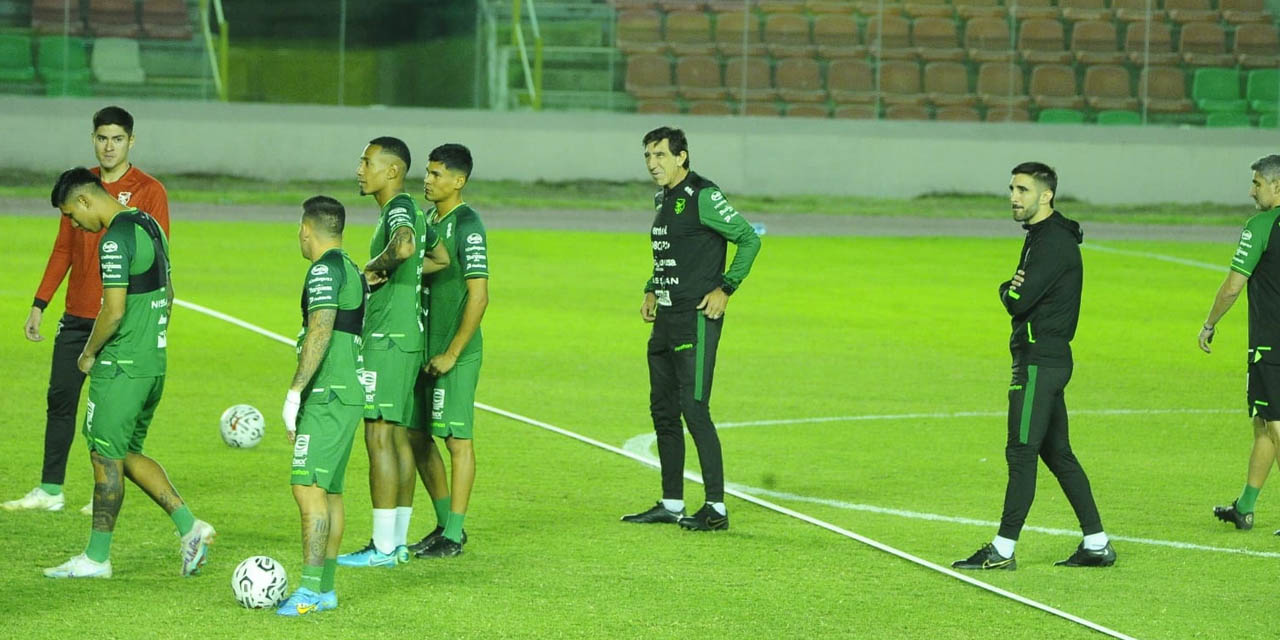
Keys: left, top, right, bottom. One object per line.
{"left": 999, "top": 211, "right": 1083, "bottom": 368}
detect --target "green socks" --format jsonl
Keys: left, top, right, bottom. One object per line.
{"left": 320, "top": 559, "right": 336, "bottom": 593}
{"left": 301, "top": 564, "right": 323, "bottom": 593}
{"left": 85, "top": 530, "right": 112, "bottom": 563}
{"left": 170, "top": 505, "right": 195, "bottom": 536}
{"left": 1238, "top": 484, "right": 1262, "bottom": 514}
{"left": 40, "top": 483, "right": 62, "bottom": 496}
{"left": 433, "top": 497, "right": 451, "bottom": 528}
{"left": 443, "top": 511, "right": 466, "bottom": 543}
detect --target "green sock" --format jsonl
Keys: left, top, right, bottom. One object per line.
{"left": 433, "top": 496, "right": 451, "bottom": 528}
{"left": 1239, "top": 484, "right": 1262, "bottom": 513}
{"left": 320, "top": 559, "right": 337, "bottom": 593}
{"left": 301, "top": 564, "right": 323, "bottom": 593}
{"left": 85, "top": 530, "right": 112, "bottom": 563}
{"left": 39, "top": 483, "right": 62, "bottom": 496}
{"left": 170, "top": 505, "right": 195, "bottom": 536}
{"left": 443, "top": 511, "right": 465, "bottom": 543}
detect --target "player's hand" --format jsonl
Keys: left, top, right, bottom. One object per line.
{"left": 282, "top": 390, "right": 301, "bottom": 442}
{"left": 76, "top": 352, "right": 95, "bottom": 374}
{"left": 1010, "top": 269, "right": 1026, "bottom": 289}
{"left": 427, "top": 352, "right": 457, "bottom": 377}
{"left": 697, "top": 288, "right": 729, "bottom": 320}
{"left": 364, "top": 269, "right": 388, "bottom": 286}
{"left": 1199, "top": 325, "right": 1216, "bottom": 354}
{"left": 24, "top": 307, "right": 43, "bottom": 342}
{"left": 641, "top": 292, "right": 657, "bottom": 323}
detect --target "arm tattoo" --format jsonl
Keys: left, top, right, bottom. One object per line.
{"left": 291, "top": 309, "right": 335, "bottom": 390}
{"left": 91, "top": 452, "right": 125, "bottom": 533}
{"left": 366, "top": 226, "right": 414, "bottom": 274}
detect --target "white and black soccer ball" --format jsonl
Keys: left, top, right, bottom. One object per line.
{"left": 231, "top": 556, "right": 288, "bottom": 608}
{"left": 220, "top": 404, "right": 264, "bottom": 448}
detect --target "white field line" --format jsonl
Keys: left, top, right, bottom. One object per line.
{"left": 1082, "top": 243, "right": 1227, "bottom": 273}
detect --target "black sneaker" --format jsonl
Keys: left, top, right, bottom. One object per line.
{"left": 409, "top": 526, "right": 468, "bottom": 555}
{"left": 417, "top": 534, "right": 463, "bottom": 558}
{"left": 677, "top": 504, "right": 729, "bottom": 531}
{"left": 1214, "top": 500, "right": 1254, "bottom": 530}
{"left": 952, "top": 543, "right": 1016, "bottom": 571}
{"left": 621, "top": 502, "right": 684, "bottom": 524}
{"left": 1055, "top": 542, "right": 1117, "bottom": 567}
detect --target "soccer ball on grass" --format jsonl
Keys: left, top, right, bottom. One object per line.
{"left": 231, "top": 555, "right": 288, "bottom": 608}
{"left": 220, "top": 404, "right": 264, "bottom": 448}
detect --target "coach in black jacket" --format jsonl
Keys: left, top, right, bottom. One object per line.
{"left": 953, "top": 162, "right": 1116, "bottom": 571}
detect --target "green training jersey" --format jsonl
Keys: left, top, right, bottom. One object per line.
{"left": 1231, "top": 207, "right": 1280, "bottom": 357}
{"left": 425, "top": 203, "right": 488, "bottom": 358}
{"left": 297, "top": 248, "right": 367, "bottom": 406}
{"left": 97, "top": 209, "right": 170, "bottom": 378}
{"left": 365, "top": 193, "right": 435, "bottom": 352}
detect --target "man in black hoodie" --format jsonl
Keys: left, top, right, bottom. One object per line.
{"left": 953, "top": 162, "right": 1115, "bottom": 571}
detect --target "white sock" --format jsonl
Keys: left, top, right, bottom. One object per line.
{"left": 661, "top": 499, "right": 685, "bottom": 513}
{"left": 709, "top": 502, "right": 727, "bottom": 516}
{"left": 394, "top": 506, "right": 413, "bottom": 547}
{"left": 1082, "top": 532, "right": 1109, "bottom": 550}
{"left": 372, "top": 509, "right": 397, "bottom": 554}
{"left": 991, "top": 535, "right": 1016, "bottom": 558}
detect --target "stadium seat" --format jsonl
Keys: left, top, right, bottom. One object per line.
{"left": 1192, "top": 67, "right": 1247, "bottom": 112}
{"left": 1071, "top": 21, "right": 1125, "bottom": 65}
{"left": 1096, "top": 109, "right": 1142, "bottom": 125}
{"left": 725, "top": 57, "right": 778, "bottom": 101}
{"left": 807, "top": 0, "right": 859, "bottom": 13}
{"left": 676, "top": 55, "right": 727, "bottom": 100}
{"left": 635, "top": 99, "right": 682, "bottom": 113}
{"left": 757, "top": 0, "right": 806, "bottom": 12}
{"left": 1083, "top": 65, "right": 1137, "bottom": 111}
{"left": 977, "top": 62, "right": 1030, "bottom": 108}
{"left": 660, "top": 0, "right": 709, "bottom": 9}
{"left": 885, "top": 103, "right": 931, "bottom": 119}
{"left": 1221, "top": 0, "right": 1271, "bottom": 25}
{"left": 1138, "top": 66, "right": 1194, "bottom": 113}
{"left": 1235, "top": 24, "right": 1280, "bottom": 69}
{"left": 664, "top": 10, "right": 714, "bottom": 56}
{"left": 617, "top": 0, "right": 660, "bottom": 9}
{"left": 36, "top": 35, "right": 91, "bottom": 95}
{"left": 985, "top": 105, "right": 1032, "bottom": 121}
{"left": 1163, "top": 0, "right": 1219, "bottom": 24}
{"left": 854, "top": 0, "right": 906, "bottom": 14}
{"left": 879, "top": 60, "right": 927, "bottom": 105}
{"left": 1205, "top": 111, "right": 1252, "bottom": 127}
{"left": 1029, "top": 64, "right": 1084, "bottom": 110}
{"left": 764, "top": 12, "right": 815, "bottom": 57}
{"left": 924, "top": 61, "right": 976, "bottom": 106}
{"left": 1246, "top": 69, "right": 1280, "bottom": 112}
{"left": 813, "top": 14, "right": 865, "bottom": 58}
{"left": 618, "top": 10, "right": 665, "bottom": 54}
{"left": 1009, "top": 0, "right": 1059, "bottom": 20}
{"left": 903, "top": 0, "right": 953, "bottom": 19}
{"left": 687, "top": 100, "right": 734, "bottom": 115}
{"left": 1112, "top": 0, "right": 1165, "bottom": 22}
{"left": 1261, "top": 112, "right": 1279, "bottom": 127}
{"left": 741, "top": 101, "right": 782, "bottom": 116}
{"left": 775, "top": 57, "right": 827, "bottom": 102}
{"left": 1037, "top": 108, "right": 1086, "bottom": 123}
{"left": 1180, "top": 23, "right": 1236, "bottom": 67}
{"left": 32, "top": 0, "right": 85, "bottom": 35}
{"left": 785, "top": 102, "right": 831, "bottom": 117}
{"left": 91, "top": 37, "right": 145, "bottom": 84}
{"left": 1018, "top": 18, "right": 1072, "bottom": 64}
{"left": 935, "top": 105, "right": 981, "bottom": 120}
{"left": 913, "top": 17, "right": 964, "bottom": 62}
{"left": 827, "top": 58, "right": 876, "bottom": 103}
{"left": 141, "top": 0, "right": 194, "bottom": 40}
{"left": 88, "top": 0, "right": 139, "bottom": 38}
{"left": 0, "top": 33, "right": 36, "bottom": 82}
{"left": 1060, "top": 0, "right": 1112, "bottom": 22}
{"left": 866, "top": 14, "right": 916, "bottom": 60}
{"left": 1124, "top": 21, "right": 1180, "bottom": 65}
{"left": 625, "top": 54, "right": 676, "bottom": 99}
{"left": 833, "top": 104, "right": 879, "bottom": 118}
{"left": 714, "top": 9, "right": 765, "bottom": 56}
{"left": 954, "top": 0, "right": 1005, "bottom": 20}
{"left": 966, "top": 17, "right": 1014, "bottom": 63}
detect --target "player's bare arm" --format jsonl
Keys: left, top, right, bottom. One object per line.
{"left": 422, "top": 241, "right": 451, "bottom": 275}
{"left": 290, "top": 308, "right": 336, "bottom": 392}
{"left": 364, "top": 225, "right": 416, "bottom": 280}
{"left": 77, "top": 287, "right": 126, "bottom": 373}
{"left": 1201, "top": 270, "right": 1248, "bottom": 354}
{"left": 427, "top": 278, "right": 488, "bottom": 377}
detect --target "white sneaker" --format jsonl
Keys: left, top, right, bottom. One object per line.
{"left": 179, "top": 519, "right": 216, "bottom": 576}
{"left": 80, "top": 500, "right": 93, "bottom": 515}
{"left": 44, "top": 553, "right": 112, "bottom": 579}
{"left": 3, "top": 487, "right": 65, "bottom": 512}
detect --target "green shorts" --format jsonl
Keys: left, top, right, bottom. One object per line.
{"left": 429, "top": 351, "right": 482, "bottom": 439}
{"left": 291, "top": 393, "right": 363, "bottom": 493}
{"left": 84, "top": 368, "right": 164, "bottom": 460}
{"left": 361, "top": 341, "right": 422, "bottom": 425}
{"left": 410, "top": 368, "right": 433, "bottom": 432}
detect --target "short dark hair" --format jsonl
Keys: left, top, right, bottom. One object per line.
{"left": 93, "top": 106, "right": 134, "bottom": 135}
{"left": 1251, "top": 155, "right": 1280, "bottom": 182}
{"left": 368, "top": 136, "right": 411, "bottom": 172}
{"left": 1011, "top": 161, "right": 1058, "bottom": 206}
{"left": 50, "top": 167, "right": 105, "bottom": 208}
{"left": 428, "top": 143, "right": 473, "bottom": 180}
{"left": 643, "top": 126, "right": 690, "bottom": 169}
{"left": 302, "top": 195, "right": 346, "bottom": 236}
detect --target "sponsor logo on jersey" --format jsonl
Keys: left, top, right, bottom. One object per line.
{"left": 684, "top": 185, "right": 695, "bottom": 196}
{"left": 652, "top": 225, "right": 667, "bottom": 236}
{"left": 466, "top": 233, "right": 483, "bottom": 245}
{"left": 1243, "top": 229, "right": 1253, "bottom": 242}
{"left": 311, "top": 264, "right": 329, "bottom": 276}
{"left": 293, "top": 434, "right": 310, "bottom": 456}
{"left": 103, "top": 241, "right": 119, "bottom": 253}
{"left": 432, "top": 388, "right": 445, "bottom": 419}
{"left": 116, "top": 192, "right": 132, "bottom": 205}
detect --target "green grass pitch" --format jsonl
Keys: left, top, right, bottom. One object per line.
{"left": 0, "top": 212, "right": 1269, "bottom": 638}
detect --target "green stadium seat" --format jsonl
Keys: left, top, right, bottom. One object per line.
{"left": 91, "top": 37, "right": 145, "bottom": 84}
{"left": 1096, "top": 110, "right": 1142, "bottom": 125}
{"left": 0, "top": 34, "right": 36, "bottom": 82}
{"left": 1191, "top": 68, "right": 1247, "bottom": 112}
{"left": 37, "top": 35, "right": 92, "bottom": 96}
{"left": 1261, "top": 112, "right": 1279, "bottom": 127}
{"left": 1246, "top": 69, "right": 1280, "bottom": 113}
{"left": 1205, "top": 111, "right": 1252, "bottom": 127}
{"left": 1037, "top": 108, "right": 1086, "bottom": 123}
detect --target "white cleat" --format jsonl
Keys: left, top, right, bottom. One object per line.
{"left": 81, "top": 500, "right": 93, "bottom": 515}
{"left": 44, "top": 553, "right": 112, "bottom": 579}
{"left": 179, "top": 519, "right": 216, "bottom": 576}
{"left": 3, "top": 487, "right": 65, "bottom": 512}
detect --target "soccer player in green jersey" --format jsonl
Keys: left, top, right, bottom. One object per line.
{"left": 338, "top": 137, "right": 449, "bottom": 567}
{"left": 277, "top": 196, "right": 367, "bottom": 615}
{"left": 43, "top": 168, "right": 214, "bottom": 579}
{"left": 1202, "top": 155, "right": 1280, "bottom": 533}
{"left": 411, "top": 143, "right": 488, "bottom": 558}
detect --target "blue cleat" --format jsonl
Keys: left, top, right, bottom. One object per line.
{"left": 318, "top": 590, "right": 338, "bottom": 611}
{"left": 276, "top": 587, "right": 325, "bottom": 617}
{"left": 336, "top": 546, "right": 402, "bottom": 568}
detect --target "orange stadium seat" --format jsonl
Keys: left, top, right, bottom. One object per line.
{"left": 813, "top": 14, "right": 865, "bottom": 58}
{"left": 903, "top": 0, "right": 954, "bottom": 19}
{"left": 1083, "top": 64, "right": 1138, "bottom": 111}
{"left": 925, "top": 61, "right": 977, "bottom": 106}
{"left": 913, "top": 17, "right": 965, "bottom": 62}
{"left": 714, "top": 9, "right": 765, "bottom": 56}
{"left": 618, "top": 10, "right": 665, "bottom": 54}
{"left": 785, "top": 102, "right": 831, "bottom": 117}
{"left": 827, "top": 58, "right": 876, "bottom": 103}
{"left": 724, "top": 56, "right": 778, "bottom": 101}
{"left": 977, "top": 62, "right": 1030, "bottom": 107}
{"left": 1112, "top": 0, "right": 1165, "bottom": 23}
{"left": 676, "top": 55, "right": 728, "bottom": 99}
{"left": 89, "top": 0, "right": 140, "bottom": 38}
{"left": 833, "top": 104, "right": 880, "bottom": 118}
{"left": 665, "top": 10, "right": 715, "bottom": 56}
{"left": 955, "top": 0, "right": 1006, "bottom": 20}
{"left": 626, "top": 54, "right": 676, "bottom": 99}
{"left": 775, "top": 57, "right": 828, "bottom": 102}
{"left": 1235, "top": 24, "right": 1280, "bottom": 68}
{"left": 936, "top": 105, "right": 982, "bottom": 120}
{"left": 764, "top": 12, "right": 815, "bottom": 57}
{"left": 32, "top": 0, "right": 85, "bottom": 35}
{"left": 1179, "top": 22, "right": 1236, "bottom": 67}
{"left": 1071, "top": 21, "right": 1125, "bottom": 65}
{"left": 966, "top": 17, "right": 1015, "bottom": 64}
{"left": 985, "top": 105, "right": 1032, "bottom": 121}
{"left": 1008, "top": 0, "right": 1059, "bottom": 20}
{"left": 140, "top": 0, "right": 193, "bottom": 40}
{"left": 758, "top": 1, "right": 807, "bottom": 13}
{"left": 1138, "top": 65, "right": 1194, "bottom": 112}
{"left": 687, "top": 100, "right": 734, "bottom": 114}
{"left": 742, "top": 101, "right": 783, "bottom": 116}
{"left": 1029, "top": 64, "right": 1084, "bottom": 110}
{"left": 1221, "top": 0, "right": 1271, "bottom": 24}
{"left": 885, "top": 103, "right": 932, "bottom": 119}
{"left": 1124, "top": 21, "right": 1181, "bottom": 65}
{"left": 1164, "top": 0, "right": 1219, "bottom": 24}
{"left": 879, "top": 60, "right": 927, "bottom": 105}
{"left": 636, "top": 99, "right": 683, "bottom": 113}
{"left": 866, "top": 14, "right": 917, "bottom": 60}
{"left": 1018, "top": 19, "right": 1072, "bottom": 64}
{"left": 1060, "top": 0, "right": 1113, "bottom": 22}
{"left": 615, "top": 0, "right": 660, "bottom": 9}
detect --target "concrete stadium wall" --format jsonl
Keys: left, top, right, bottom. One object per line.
{"left": 1, "top": 95, "right": 1275, "bottom": 206}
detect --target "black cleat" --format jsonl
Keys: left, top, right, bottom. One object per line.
{"left": 952, "top": 543, "right": 1016, "bottom": 571}
{"left": 1214, "top": 500, "right": 1254, "bottom": 530}
{"left": 621, "top": 502, "right": 684, "bottom": 524}
{"left": 1055, "top": 542, "right": 1117, "bottom": 567}
{"left": 677, "top": 504, "right": 729, "bottom": 531}
{"left": 417, "top": 534, "right": 463, "bottom": 558}
{"left": 408, "top": 526, "right": 468, "bottom": 555}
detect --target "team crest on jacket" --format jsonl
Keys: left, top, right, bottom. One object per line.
{"left": 674, "top": 198, "right": 686, "bottom": 214}
{"left": 116, "top": 192, "right": 132, "bottom": 205}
